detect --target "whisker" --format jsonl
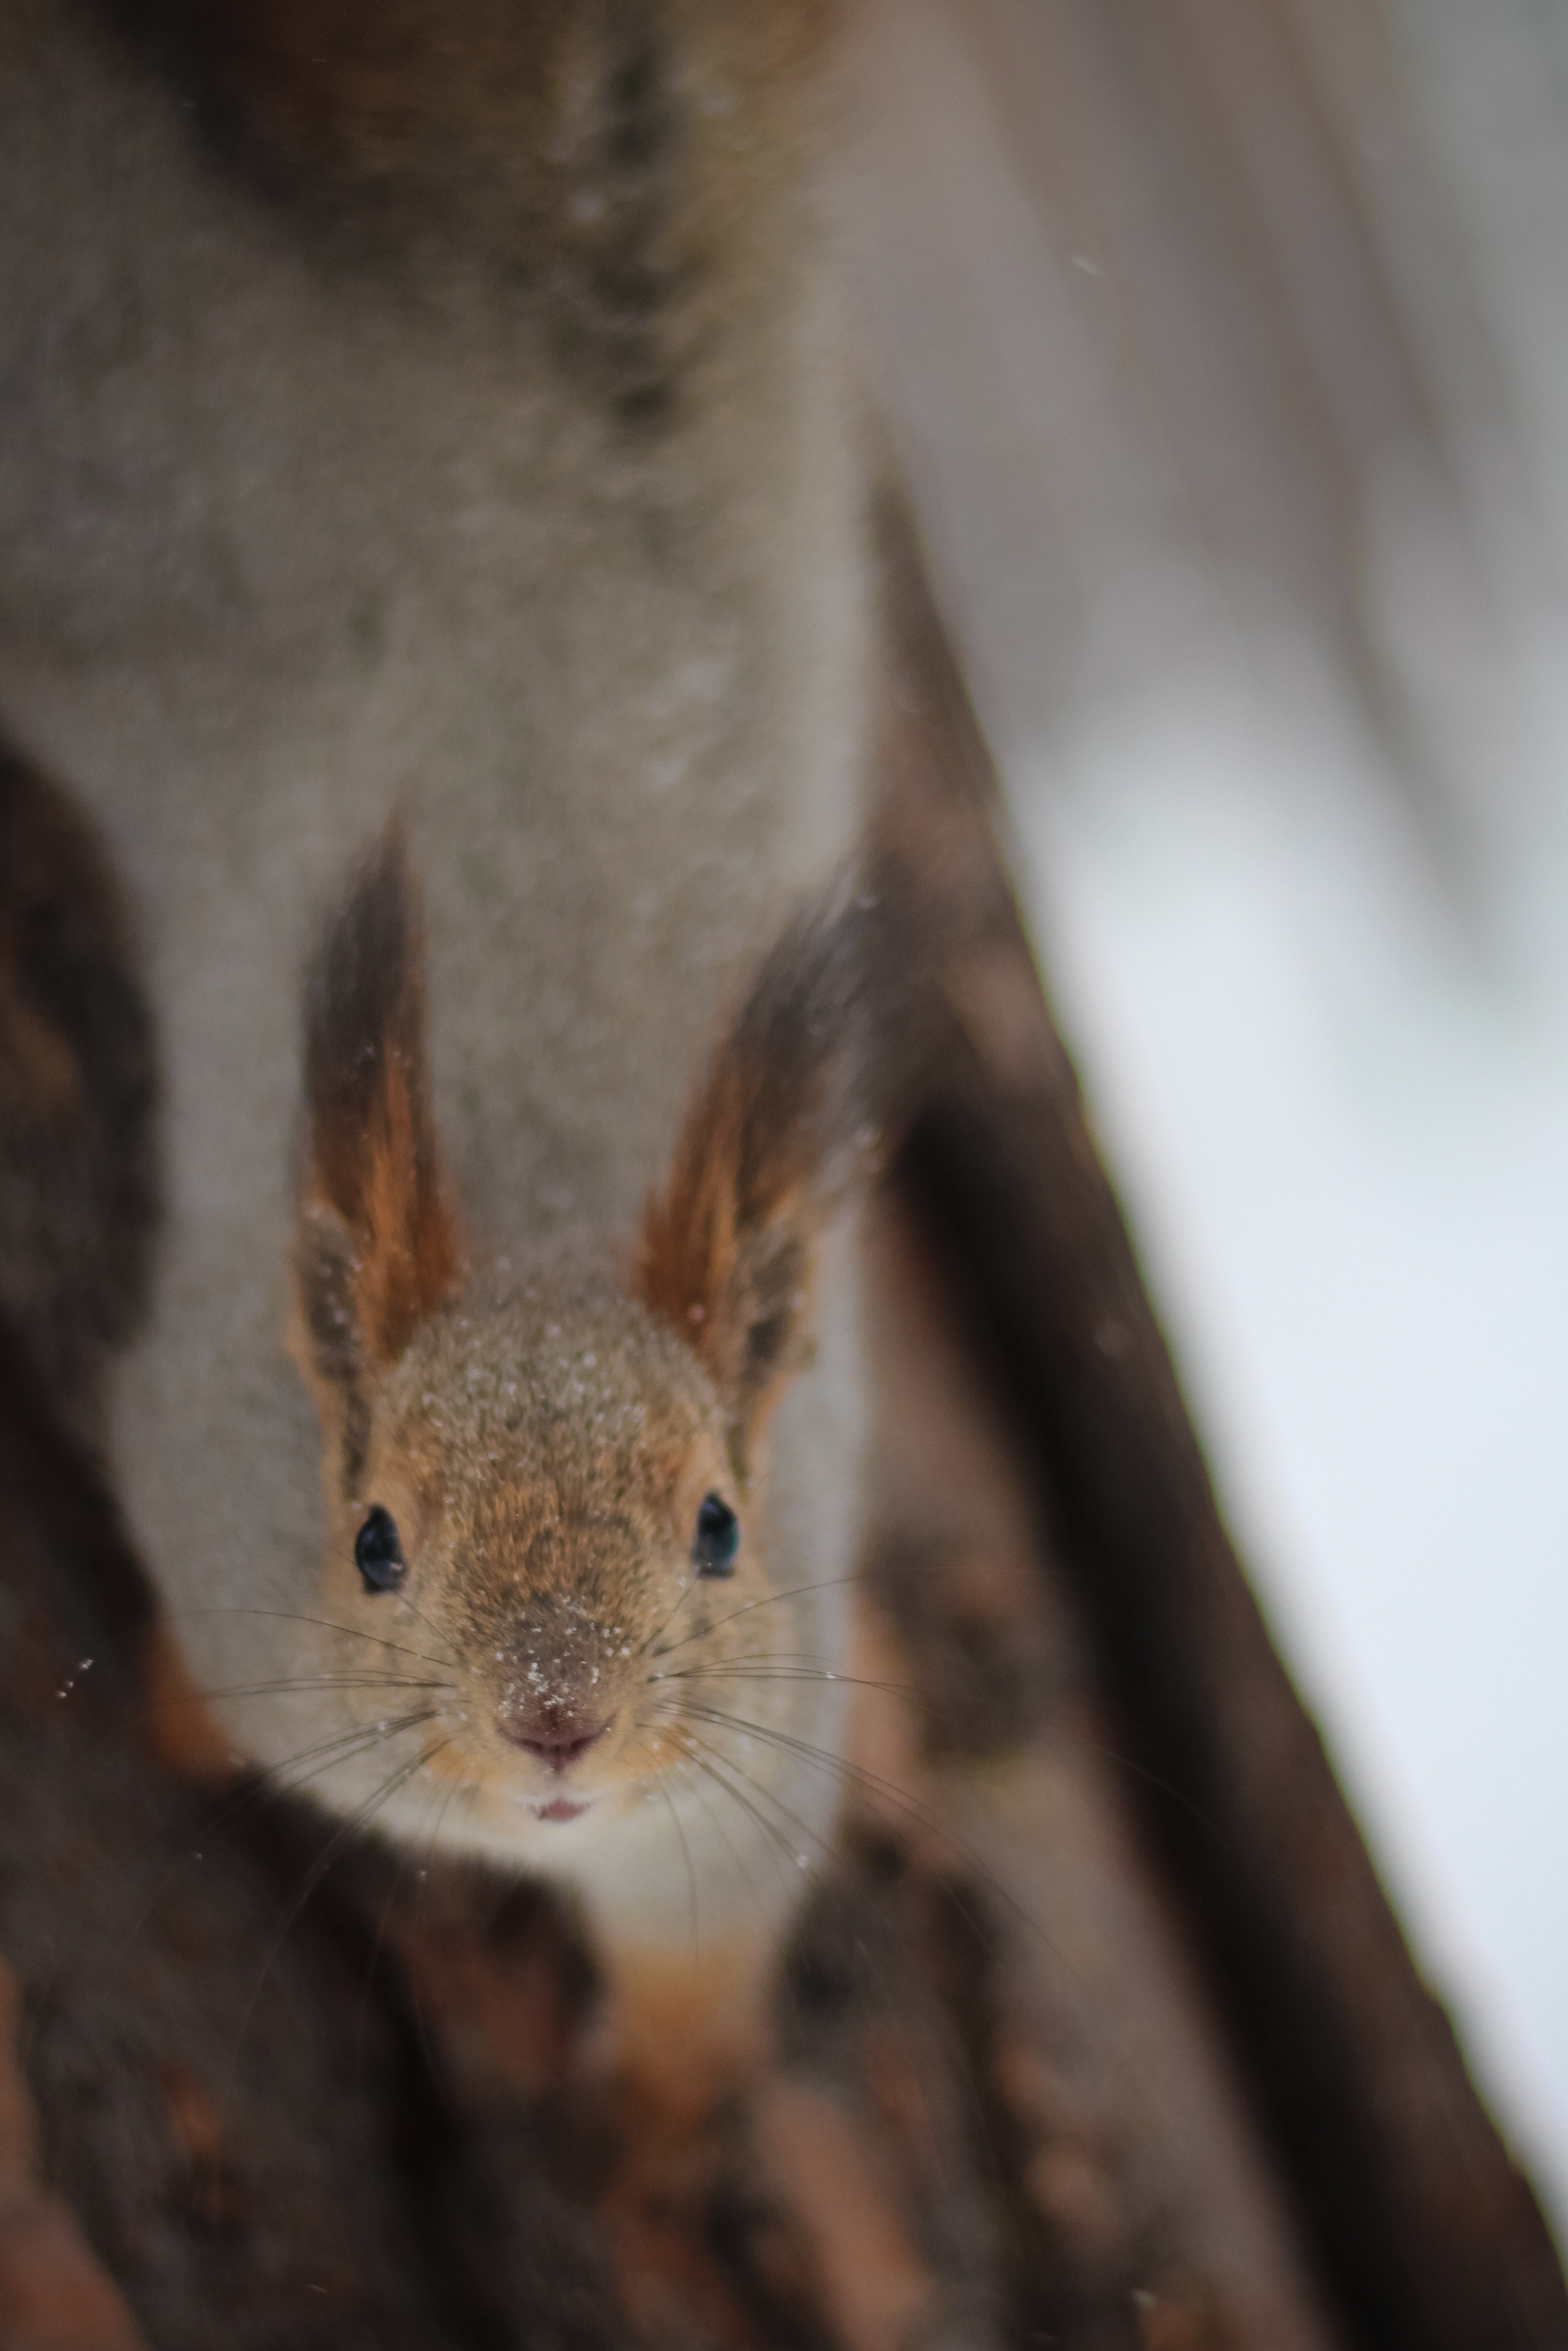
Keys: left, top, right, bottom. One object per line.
{"left": 645, "top": 1567, "right": 870, "bottom": 1663}
{"left": 67, "top": 1710, "right": 438, "bottom": 2025}
{"left": 1078, "top": 1738, "right": 1232, "bottom": 1853}
{"left": 660, "top": 1650, "right": 1227, "bottom": 1855}
{"left": 636, "top": 1569, "right": 710, "bottom": 1666}
{"left": 634, "top": 1748, "right": 700, "bottom": 1965}
{"left": 175, "top": 1708, "right": 448, "bottom": 1876}
{"left": 653, "top": 1664, "right": 916, "bottom": 1702}
{"left": 261, "top": 1706, "right": 444, "bottom": 1796}
{"left": 679, "top": 1726, "right": 986, "bottom": 2208}
{"left": 680, "top": 1730, "right": 833, "bottom": 1885}
{"left": 620, "top": 1711, "right": 705, "bottom": 1946}
{"left": 669, "top": 1731, "right": 807, "bottom": 1900}
{"left": 634, "top": 1693, "right": 829, "bottom": 1898}
{"left": 670, "top": 1731, "right": 861, "bottom": 2057}
{"left": 655, "top": 1649, "right": 847, "bottom": 1670}
{"left": 672, "top": 1701, "right": 1080, "bottom": 1987}
{"left": 675, "top": 1725, "right": 960, "bottom": 2126}
{"left": 331, "top": 1570, "right": 468, "bottom": 1689}
{"left": 168, "top": 1604, "right": 462, "bottom": 1676}
{"left": 645, "top": 1547, "right": 966, "bottom": 1665}
{"left": 226, "top": 1735, "right": 450, "bottom": 2090}
{"left": 353, "top": 1764, "right": 468, "bottom": 2094}
{"left": 656, "top": 1772, "right": 702, "bottom": 1958}
{"left": 55, "top": 1667, "right": 455, "bottom": 1792}
{"left": 157, "top": 1709, "right": 445, "bottom": 1865}
{"left": 634, "top": 1697, "right": 799, "bottom": 1897}
{"left": 155, "top": 1673, "right": 456, "bottom": 1711}
{"left": 675, "top": 1727, "right": 934, "bottom": 2043}
{"left": 671, "top": 1674, "right": 1227, "bottom": 1855}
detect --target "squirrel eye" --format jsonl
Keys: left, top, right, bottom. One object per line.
{"left": 355, "top": 1505, "right": 406, "bottom": 1594}
{"left": 692, "top": 1493, "right": 740, "bottom": 1579}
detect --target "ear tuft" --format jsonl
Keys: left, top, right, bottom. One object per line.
{"left": 291, "top": 821, "right": 460, "bottom": 1485}
{"left": 637, "top": 866, "right": 900, "bottom": 1477}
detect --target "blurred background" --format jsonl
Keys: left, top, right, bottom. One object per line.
{"left": 843, "top": 0, "right": 1568, "bottom": 2242}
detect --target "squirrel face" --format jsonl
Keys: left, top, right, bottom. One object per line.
{"left": 318, "top": 1267, "right": 757, "bottom": 1836}
{"left": 287, "top": 823, "right": 884, "bottom": 1858}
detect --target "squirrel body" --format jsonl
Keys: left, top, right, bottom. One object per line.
{"left": 0, "top": 0, "right": 874, "bottom": 2064}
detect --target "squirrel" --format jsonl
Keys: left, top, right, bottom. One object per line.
{"left": 284, "top": 821, "right": 888, "bottom": 2102}
{"left": 0, "top": 0, "right": 883, "bottom": 2097}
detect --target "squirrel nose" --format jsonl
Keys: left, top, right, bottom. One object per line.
{"left": 498, "top": 1703, "right": 611, "bottom": 1773}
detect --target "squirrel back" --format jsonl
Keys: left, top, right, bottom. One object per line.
{"left": 0, "top": 0, "right": 868, "bottom": 1760}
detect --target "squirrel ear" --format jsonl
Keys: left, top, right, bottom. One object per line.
{"left": 289, "top": 821, "right": 461, "bottom": 1493}
{"left": 636, "top": 871, "right": 890, "bottom": 1484}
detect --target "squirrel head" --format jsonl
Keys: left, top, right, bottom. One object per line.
{"left": 287, "top": 822, "right": 888, "bottom": 1838}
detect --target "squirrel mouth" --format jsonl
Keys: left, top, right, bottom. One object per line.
{"left": 533, "top": 1796, "right": 591, "bottom": 1824}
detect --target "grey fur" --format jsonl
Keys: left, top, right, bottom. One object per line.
{"left": 0, "top": 0, "right": 871, "bottom": 2019}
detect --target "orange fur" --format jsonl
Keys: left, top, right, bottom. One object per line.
{"left": 604, "top": 1931, "right": 778, "bottom": 2126}
{"left": 639, "top": 1066, "right": 823, "bottom": 1471}
{"left": 642, "top": 1064, "right": 757, "bottom": 1367}
{"left": 291, "top": 827, "right": 462, "bottom": 1487}
{"left": 636, "top": 874, "right": 876, "bottom": 1468}
{"left": 340, "top": 1057, "right": 462, "bottom": 1369}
